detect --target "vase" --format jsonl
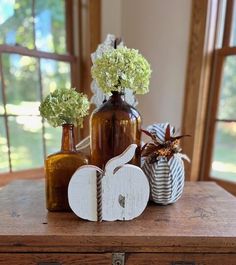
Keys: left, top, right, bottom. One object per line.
{"left": 45, "top": 124, "right": 88, "bottom": 211}
{"left": 90, "top": 91, "right": 142, "bottom": 169}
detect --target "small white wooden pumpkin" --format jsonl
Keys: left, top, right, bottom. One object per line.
{"left": 68, "top": 144, "right": 150, "bottom": 221}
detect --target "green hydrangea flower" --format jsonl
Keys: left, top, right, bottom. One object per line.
{"left": 39, "top": 88, "right": 90, "bottom": 127}
{"left": 91, "top": 47, "right": 152, "bottom": 94}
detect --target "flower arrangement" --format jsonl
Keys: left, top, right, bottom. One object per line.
{"left": 91, "top": 47, "right": 152, "bottom": 94}
{"left": 141, "top": 125, "right": 190, "bottom": 163}
{"left": 39, "top": 88, "right": 90, "bottom": 127}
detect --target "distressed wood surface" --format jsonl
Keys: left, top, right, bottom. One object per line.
{"left": 0, "top": 253, "right": 111, "bottom": 265}
{"left": 68, "top": 144, "right": 149, "bottom": 221}
{"left": 0, "top": 180, "right": 236, "bottom": 253}
{"left": 126, "top": 253, "right": 236, "bottom": 265}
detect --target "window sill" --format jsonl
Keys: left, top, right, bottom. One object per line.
{"left": 0, "top": 168, "right": 44, "bottom": 187}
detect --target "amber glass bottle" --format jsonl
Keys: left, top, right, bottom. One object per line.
{"left": 90, "top": 91, "right": 141, "bottom": 169}
{"left": 45, "top": 124, "right": 88, "bottom": 211}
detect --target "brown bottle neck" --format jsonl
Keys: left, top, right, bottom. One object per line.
{"left": 110, "top": 91, "right": 125, "bottom": 103}
{"left": 61, "top": 124, "right": 76, "bottom": 152}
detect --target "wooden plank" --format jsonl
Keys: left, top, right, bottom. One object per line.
{"left": 218, "top": 46, "right": 236, "bottom": 55}
{"left": 0, "top": 253, "right": 111, "bottom": 265}
{"left": 0, "top": 180, "right": 235, "bottom": 253}
{"left": 222, "top": 0, "right": 234, "bottom": 47}
{"left": 65, "top": 0, "right": 74, "bottom": 55}
{"left": 0, "top": 168, "right": 44, "bottom": 187}
{"left": 181, "top": 0, "right": 218, "bottom": 181}
{"left": 78, "top": 0, "right": 101, "bottom": 139}
{"left": 208, "top": 178, "right": 236, "bottom": 196}
{"left": 126, "top": 253, "right": 236, "bottom": 265}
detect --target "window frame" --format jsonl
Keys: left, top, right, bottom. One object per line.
{"left": 202, "top": 0, "right": 236, "bottom": 194}
{"left": 0, "top": 0, "right": 101, "bottom": 180}
{"left": 0, "top": 0, "right": 75, "bottom": 174}
{"left": 182, "top": 0, "right": 236, "bottom": 195}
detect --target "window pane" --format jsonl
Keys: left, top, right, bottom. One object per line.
{"left": 2, "top": 53, "right": 40, "bottom": 115}
{"left": 211, "top": 122, "right": 236, "bottom": 182}
{"left": 0, "top": 0, "right": 34, "bottom": 49}
{"left": 8, "top": 116, "right": 44, "bottom": 171}
{"left": 40, "top": 59, "right": 71, "bottom": 97}
{"left": 44, "top": 121, "right": 61, "bottom": 155}
{"left": 0, "top": 117, "right": 9, "bottom": 172}
{"left": 217, "top": 56, "right": 236, "bottom": 120}
{"left": 230, "top": 0, "right": 236, "bottom": 46}
{"left": 35, "top": 0, "right": 66, "bottom": 53}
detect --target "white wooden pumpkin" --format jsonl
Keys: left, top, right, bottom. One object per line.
{"left": 68, "top": 144, "right": 149, "bottom": 221}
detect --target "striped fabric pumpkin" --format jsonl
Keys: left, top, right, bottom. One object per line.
{"left": 142, "top": 123, "right": 187, "bottom": 205}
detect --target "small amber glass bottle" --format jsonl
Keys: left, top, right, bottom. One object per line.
{"left": 45, "top": 124, "right": 88, "bottom": 211}
{"left": 90, "top": 91, "right": 142, "bottom": 169}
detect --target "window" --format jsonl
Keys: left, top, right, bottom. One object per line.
{"left": 0, "top": 0, "right": 75, "bottom": 173}
{"left": 204, "top": 0, "right": 236, "bottom": 184}
{"left": 182, "top": 0, "right": 236, "bottom": 194}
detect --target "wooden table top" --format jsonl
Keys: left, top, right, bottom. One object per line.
{"left": 0, "top": 179, "right": 236, "bottom": 253}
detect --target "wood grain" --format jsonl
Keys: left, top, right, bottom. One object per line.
{"left": 0, "top": 180, "right": 236, "bottom": 254}
{"left": 181, "top": 0, "right": 218, "bottom": 181}
{"left": 78, "top": 0, "right": 101, "bottom": 139}
{"left": 126, "top": 253, "right": 236, "bottom": 265}
{"left": 0, "top": 168, "right": 44, "bottom": 187}
{"left": 222, "top": 0, "right": 234, "bottom": 47}
{"left": 0, "top": 253, "right": 111, "bottom": 265}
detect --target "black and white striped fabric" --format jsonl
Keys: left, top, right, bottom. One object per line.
{"left": 142, "top": 123, "right": 185, "bottom": 205}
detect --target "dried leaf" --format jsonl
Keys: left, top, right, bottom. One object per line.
{"left": 165, "top": 124, "right": 171, "bottom": 141}
{"left": 141, "top": 143, "right": 158, "bottom": 157}
{"left": 141, "top": 125, "right": 189, "bottom": 161}
{"left": 141, "top": 142, "right": 148, "bottom": 152}
{"left": 170, "top": 135, "right": 191, "bottom": 141}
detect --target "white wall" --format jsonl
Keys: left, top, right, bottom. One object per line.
{"left": 102, "top": 0, "right": 191, "bottom": 130}
{"left": 101, "top": 0, "right": 122, "bottom": 39}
